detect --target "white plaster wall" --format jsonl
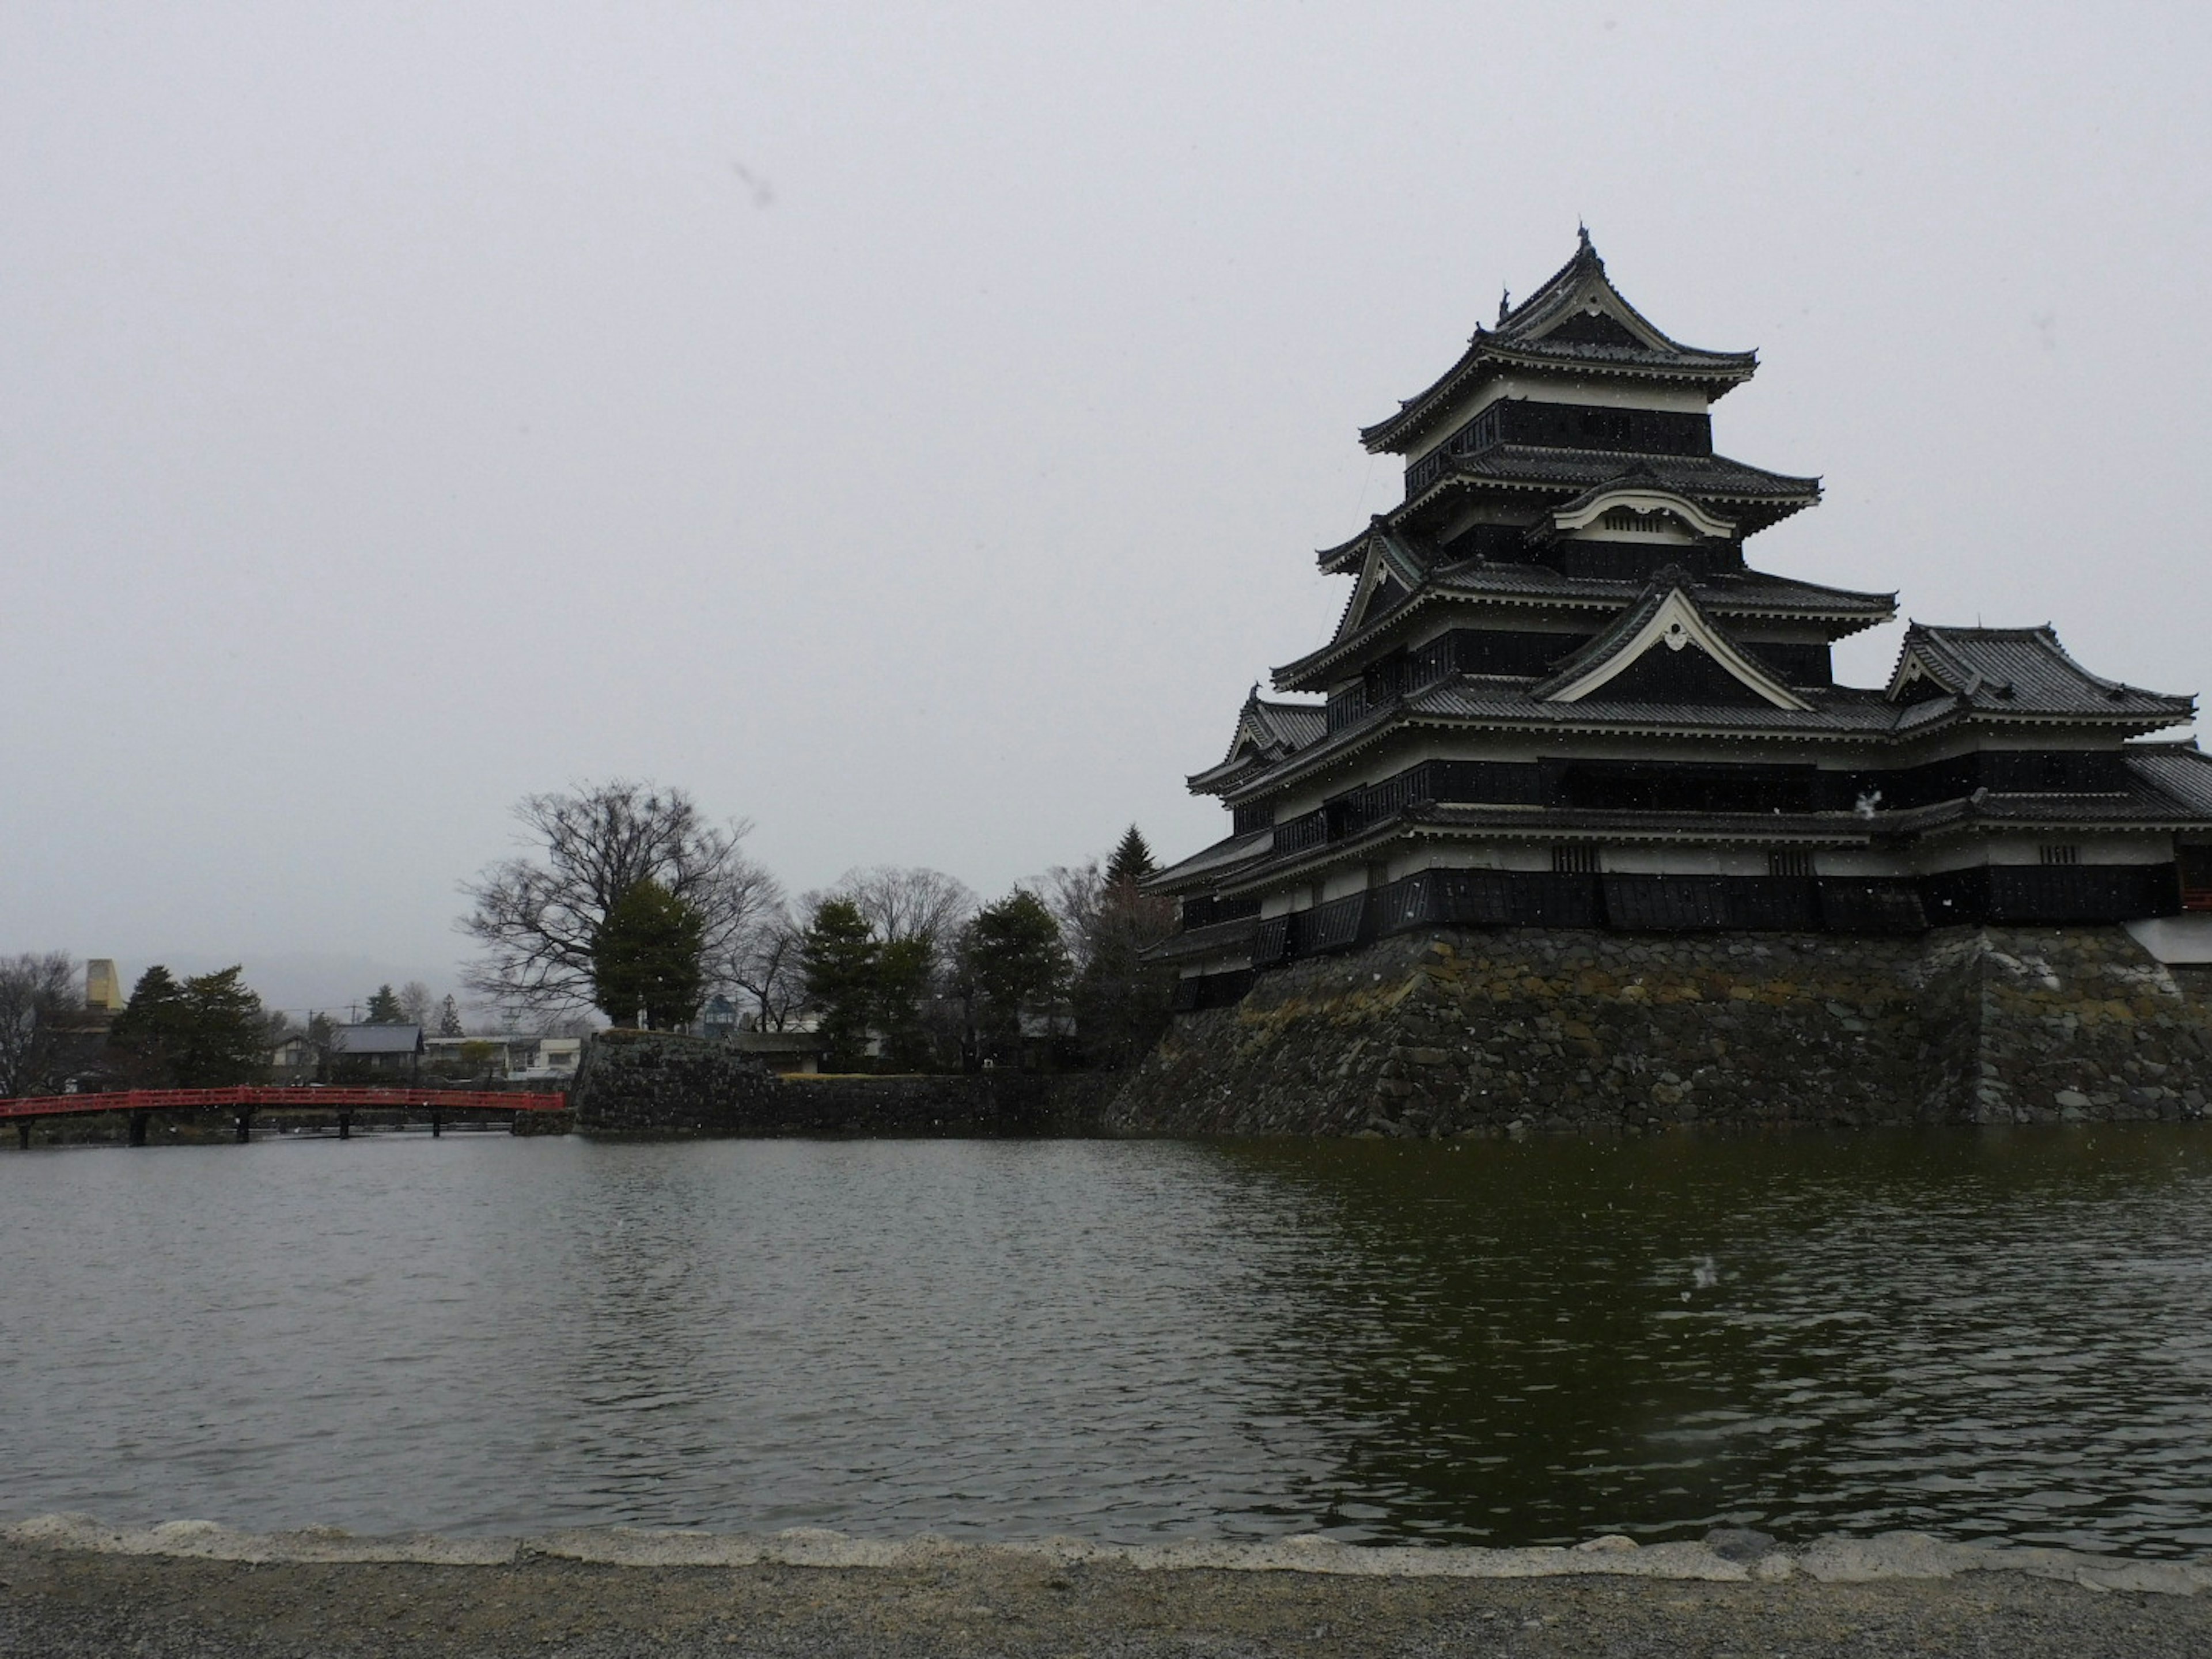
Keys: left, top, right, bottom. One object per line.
{"left": 1913, "top": 833, "right": 2170, "bottom": 873}
{"left": 1818, "top": 849, "right": 1918, "bottom": 877}
{"left": 1388, "top": 840, "right": 1552, "bottom": 877}
{"left": 1598, "top": 846, "right": 1769, "bottom": 876}
{"left": 2126, "top": 915, "right": 2212, "bottom": 964}
{"left": 1321, "top": 869, "right": 1369, "bottom": 902}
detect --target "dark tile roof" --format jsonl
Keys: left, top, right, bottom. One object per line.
{"left": 1148, "top": 915, "right": 1262, "bottom": 963}
{"left": 2124, "top": 746, "right": 2212, "bottom": 815}
{"left": 1427, "top": 445, "right": 1819, "bottom": 506}
{"left": 1436, "top": 561, "right": 1892, "bottom": 616}
{"left": 1893, "top": 625, "right": 2194, "bottom": 721}
{"left": 1874, "top": 779, "right": 2212, "bottom": 835}
{"left": 1359, "top": 236, "right": 1758, "bottom": 454}
{"left": 1213, "top": 772, "right": 2212, "bottom": 895}
{"left": 1407, "top": 803, "right": 1868, "bottom": 842}
{"left": 1406, "top": 677, "right": 1904, "bottom": 734}
{"left": 1228, "top": 654, "right": 2200, "bottom": 804}
{"left": 1275, "top": 560, "right": 1892, "bottom": 691}
{"left": 1147, "top": 829, "right": 1273, "bottom": 891}
{"left": 1188, "top": 694, "right": 1330, "bottom": 790}
{"left": 1525, "top": 583, "right": 1675, "bottom": 700}
{"left": 1248, "top": 698, "right": 1327, "bottom": 752}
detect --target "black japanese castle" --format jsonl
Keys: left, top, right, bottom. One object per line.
{"left": 1152, "top": 233, "right": 2212, "bottom": 1009}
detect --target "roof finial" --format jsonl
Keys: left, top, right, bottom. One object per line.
{"left": 1577, "top": 221, "right": 1592, "bottom": 253}
{"left": 1497, "top": 286, "right": 1511, "bottom": 324}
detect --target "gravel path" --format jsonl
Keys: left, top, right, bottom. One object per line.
{"left": 6, "top": 1534, "right": 2212, "bottom": 1658}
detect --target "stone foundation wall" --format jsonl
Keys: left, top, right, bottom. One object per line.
{"left": 571, "top": 1031, "right": 1118, "bottom": 1137}
{"left": 570, "top": 1031, "right": 784, "bottom": 1136}
{"left": 770, "top": 1072, "right": 1120, "bottom": 1137}
{"left": 1106, "top": 925, "right": 2212, "bottom": 1137}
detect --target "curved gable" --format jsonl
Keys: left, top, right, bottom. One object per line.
{"left": 1538, "top": 587, "right": 1810, "bottom": 711}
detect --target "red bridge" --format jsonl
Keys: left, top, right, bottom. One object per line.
{"left": 2, "top": 1085, "right": 569, "bottom": 1147}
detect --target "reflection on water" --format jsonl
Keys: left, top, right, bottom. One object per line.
{"left": 1, "top": 1130, "right": 2208, "bottom": 1554}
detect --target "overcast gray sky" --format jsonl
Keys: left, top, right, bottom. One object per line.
{"left": 5, "top": 2, "right": 2210, "bottom": 1014}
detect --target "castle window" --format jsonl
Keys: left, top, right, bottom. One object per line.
{"left": 1552, "top": 845, "right": 1601, "bottom": 874}
{"left": 1769, "top": 850, "right": 1815, "bottom": 878}
{"left": 2179, "top": 847, "right": 2212, "bottom": 911}
{"left": 1599, "top": 504, "right": 1690, "bottom": 539}
{"left": 2039, "top": 844, "right": 2081, "bottom": 866}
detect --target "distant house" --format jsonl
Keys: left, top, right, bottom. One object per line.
{"left": 732, "top": 1029, "right": 825, "bottom": 1074}
{"left": 520, "top": 1036, "right": 582, "bottom": 1081}
{"left": 268, "top": 1032, "right": 319, "bottom": 1080}
{"left": 419, "top": 1033, "right": 582, "bottom": 1083}
{"left": 330, "top": 1023, "right": 423, "bottom": 1078}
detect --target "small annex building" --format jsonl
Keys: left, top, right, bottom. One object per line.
{"left": 1149, "top": 233, "right": 2212, "bottom": 1013}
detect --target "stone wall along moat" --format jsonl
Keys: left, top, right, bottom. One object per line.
{"left": 1107, "top": 925, "right": 2212, "bottom": 1137}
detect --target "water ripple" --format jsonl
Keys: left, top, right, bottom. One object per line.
{"left": 1, "top": 1130, "right": 2209, "bottom": 1552}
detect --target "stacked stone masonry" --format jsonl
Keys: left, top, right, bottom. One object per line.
{"left": 1108, "top": 925, "right": 2212, "bottom": 1137}
{"left": 571, "top": 1030, "right": 1118, "bottom": 1138}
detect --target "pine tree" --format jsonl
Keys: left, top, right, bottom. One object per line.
{"left": 364, "top": 984, "right": 407, "bottom": 1025}
{"left": 801, "top": 897, "right": 878, "bottom": 1071}
{"left": 437, "top": 995, "right": 465, "bottom": 1037}
{"left": 171, "top": 968, "right": 268, "bottom": 1086}
{"left": 110, "top": 965, "right": 190, "bottom": 1086}
{"left": 1104, "top": 825, "right": 1157, "bottom": 888}
{"left": 1071, "top": 882, "right": 1178, "bottom": 1069}
{"left": 873, "top": 934, "right": 935, "bottom": 1072}
{"left": 590, "top": 879, "right": 707, "bottom": 1030}
{"left": 960, "top": 889, "right": 1070, "bottom": 1068}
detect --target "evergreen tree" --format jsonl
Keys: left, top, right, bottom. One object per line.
{"left": 363, "top": 984, "right": 407, "bottom": 1025}
{"left": 960, "top": 889, "right": 1070, "bottom": 1068}
{"left": 801, "top": 897, "right": 878, "bottom": 1071}
{"left": 436, "top": 995, "right": 465, "bottom": 1037}
{"left": 306, "top": 1012, "right": 340, "bottom": 1082}
{"left": 590, "top": 878, "right": 706, "bottom": 1030}
{"left": 1104, "top": 825, "right": 1158, "bottom": 888}
{"left": 1071, "top": 882, "right": 1178, "bottom": 1069}
{"left": 109, "top": 965, "right": 190, "bottom": 1085}
{"left": 171, "top": 967, "right": 268, "bottom": 1086}
{"left": 873, "top": 934, "right": 935, "bottom": 1072}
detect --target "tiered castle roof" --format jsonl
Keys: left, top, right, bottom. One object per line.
{"left": 1151, "top": 234, "right": 2212, "bottom": 961}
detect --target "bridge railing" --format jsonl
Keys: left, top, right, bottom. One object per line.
{"left": 0, "top": 1085, "right": 569, "bottom": 1120}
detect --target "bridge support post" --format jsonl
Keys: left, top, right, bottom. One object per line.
{"left": 430, "top": 1108, "right": 443, "bottom": 1138}
{"left": 234, "top": 1109, "right": 253, "bottom": 1143}
{"left": 15, "top": 1122, "right": 28, "bottom": 1150}
{"left": 128, "top": 1110, "right": 149, "bottom": 1147}
{"left": 338, "top": 1111, "right": 352, "bottom": 1140}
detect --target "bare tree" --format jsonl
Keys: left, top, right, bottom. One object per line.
{"left": 0, "top": 952, "right": 81, "bottom": 1097}
{"left": 831, "top": 866, "right": 976, "bottom": 955}
{"left": 1041, "top": 851, "right": 1177, "bottom": 1068}
{"left": 460, "top": 780, "right": 782, "bottom": 1017}
{"left": 1040, "top": 860, "right": 1106, "bottom": 978}
{"left": 721, "top": 903, "right": 807, "bottom": 1031}
{"left": 397, "top": 981, "right": 435, "bottom": 1028}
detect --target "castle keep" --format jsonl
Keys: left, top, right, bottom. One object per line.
{"left": 1123, "top": 236, "right": 2212, "bottom": 1133}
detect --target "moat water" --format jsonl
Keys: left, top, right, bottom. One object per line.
{"left": 3, "top": 1130, "right": 2210, "bottom": 1555}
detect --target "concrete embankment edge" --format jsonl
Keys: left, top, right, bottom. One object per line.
{"left": 6, "top": 1514, "right": 2206, "bottom": 1596}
